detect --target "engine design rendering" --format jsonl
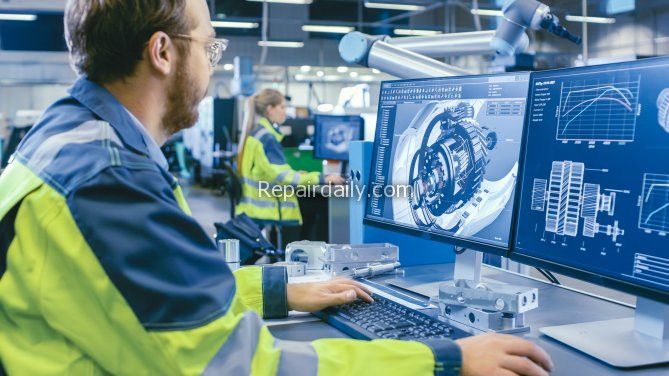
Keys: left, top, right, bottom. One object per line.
{"left": 408, "top": 102, "right": 497, "bottom": 229}
{"left": 390, "top": 100, "right": 520, "bottom": 238}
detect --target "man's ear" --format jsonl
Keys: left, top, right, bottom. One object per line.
{"left": 145, "top": 31, "right": 174, "bottom": 76}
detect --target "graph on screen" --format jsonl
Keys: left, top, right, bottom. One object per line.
{"left": 557, "top": 77, "right": 640, "bottom": 143}
{"left": 639, "top": 173, "right": 669, "bottom": 234}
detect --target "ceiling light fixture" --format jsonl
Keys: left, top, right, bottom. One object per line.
{"left": 258, "top": 41, "right": 304, "bottom": 48}
{"left": 302, "top": 25, "right": 354, "bottom": 34}
{"left": 394, "top": 28, "right": 441, "bottom": 36}
{"left": 211, "top": 21, "right": 259, "bottom": 29}
{"left": 0, "top": 13, "right": 37, "bottom": 21}
{"left": 364, "top": 2, "right": 425, "bottom": 11}
{"left": 565, "top": 15, "right": 616, "bottom": 24}
{"left": 247, "top": 0, "right": 312, "bottom": 4}
{"left": 470, "top": 9, "right": 504, "bottom": 17}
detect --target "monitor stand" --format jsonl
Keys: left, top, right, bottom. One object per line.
{"left": 385, "top": 248, "right": 473, "bottom": 299}
{"left": 540, "top": 297, "right": 669, "bottom": 368}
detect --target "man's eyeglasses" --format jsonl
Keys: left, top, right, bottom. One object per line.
{"left": 172, "top": 34, "right": 229, "bottom": 68}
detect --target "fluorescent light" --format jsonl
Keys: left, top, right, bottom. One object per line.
{"left": 316, "top": 70, "right": 325, "bottom": 77}
{"left": 350, "top": 71, "right": 359, "bottom": 78}
{"left": 300, "top": 65, "right": 312, "bottom": 72}
{"left": 324, "top": 75, "right": 341, "bottom": 82}
{"left": 365, "top": 2, "right": 425, "bottom": 11}
{"left": 258, "top": 41, "right": 304, "bottom": 48}
{"left": 470, "top": 9, "right": 504, "bottom": 17}
{"left": 372, "top": 68, "right": 381, "bottom": 74}
{"left": 223, "top": 64, "right": 234, "bottom": 71}
{"left": 337, "top": 66, "right": 349, "bottom": 73}
{"left": 302, "top": 25, "right": 354, "bottom": 34}
{"left": 211, "top": 20, "right": 259, "bottom": 29}
{"left": 247, "top": 0, "right": 312, "bottom": 4}
{"left": 565, "top": 15, "right": 616, "bottom": 24}
{"left": 360, "top": 75, "right": 375, "bottom": 82}
{"left": 317, "top": 104, "right": 334, "bottom": 112}
{"left": 394, "top": 28, "right": 440, "bottom": 36}
{"left": 295, "top": 74, "right": 308, "bottom": 81}
{"left": 0, "top": 13, "right": 37, "bottom": 21}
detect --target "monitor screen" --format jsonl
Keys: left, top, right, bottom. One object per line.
{"left": 282, "top": 118, "right": 313, "bottom": 148}
{"left": 364, "top": 73, "right": 531, "bottom": 252}
{"left": 313, "top": 115, "right": 364, "bottom": 161}
{"left": 514, "top": 57, "right": 669, "bottom": 301}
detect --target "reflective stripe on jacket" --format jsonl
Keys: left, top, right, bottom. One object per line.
{"left": 0, "top": 78, "right": 461, "bottom": 375}
{"left": 236, "top": 117, "right": 324, "bottom": 225}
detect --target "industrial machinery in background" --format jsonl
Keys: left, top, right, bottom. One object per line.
{"left": 339, "top": 0, "right": 581, "bottom": 79}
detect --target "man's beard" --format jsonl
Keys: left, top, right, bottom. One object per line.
{"left": 162, "top": 62, "right": 204, "bottom": 136}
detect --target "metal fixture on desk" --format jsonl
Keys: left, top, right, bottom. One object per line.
{"left": 285, "top": 241, "right": 400, "bottom": 276}
{"left": 439, "top": 279, "right": 538, "bottom": 334}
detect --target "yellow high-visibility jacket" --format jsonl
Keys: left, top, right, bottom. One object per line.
{"left": 236, "top": 117, "right": 323, "bottom": 225}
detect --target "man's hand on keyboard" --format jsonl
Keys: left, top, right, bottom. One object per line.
{"left": 456, "top": 333, "right": 554, "bottom": 376}
{"left": 286, "top": 277, "right": 374, "bottom": 312}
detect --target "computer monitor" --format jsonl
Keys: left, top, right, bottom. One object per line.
{"left": 313, "top": 115, "right": 364, "bottom": 161}
{"left": 512, "top": 57, "right": 669, "bottom": 367}
{"left": 282, "top": 118, "right": 313, "bottom": 148}
{"left": 364, "top": 73, "right": 531, "bottom": 254}
{"left": 513, "top": 57, "right": 669, "bottom": 302}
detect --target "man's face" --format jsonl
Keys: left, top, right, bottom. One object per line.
{"left": 162, "top": 0, "right": 216, "bottom": 135}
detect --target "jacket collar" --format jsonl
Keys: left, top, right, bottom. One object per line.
{"left": 258, "top": 117, "right": 284, "bottom": 142}
{"left": 68, "top": 77, "right": 149, "bottom": 157}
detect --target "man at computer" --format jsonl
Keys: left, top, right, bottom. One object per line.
{"left": 0, "top": 1, "right": 553, "bottom": 375}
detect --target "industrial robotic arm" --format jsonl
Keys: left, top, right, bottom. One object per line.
{"left": 339, "top": 0, "right": 581, "bottom": 79}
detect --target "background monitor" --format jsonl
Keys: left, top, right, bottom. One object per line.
{"left": 313, "top": 115, "right": 364, "bottom": 161}
{"left": 364, "top": 73, "right": 531, "bottom": 254}
{"left": 281, "top": 118, "right": 313, "bottom": 148}
{"left": 513, "top": 56, "right": 669, "bottom": 303}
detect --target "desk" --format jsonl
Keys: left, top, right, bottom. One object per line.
{"left": 268, "top": 264, "right": 668, "bottom": 376}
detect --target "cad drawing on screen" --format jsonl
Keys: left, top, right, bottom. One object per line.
{"left": 531, "top": 161, "right": 625, "bottom": 242}
{"left": 389, "top": 100, "right": 517, "bottom": 237}
{"left": 657, "top": 88, "right": 669, "bottom": 133}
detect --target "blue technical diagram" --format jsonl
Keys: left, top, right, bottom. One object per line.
{"left": 639, "top": 173, "right": 669, "bottom": 234}
{"left": 657, "top": 89, "right": 669, "bottom": 133}
{"left": 366, "top": 73, "right": 529, "bottom": 250}
{"left": 531, "top": 161, "right": 624, "bottom": 242}
{"left": 557, "top": 78, "right": 640, "bottom": 143}
{"left": 515, "top": 57, "right": 669, "bottom": 292}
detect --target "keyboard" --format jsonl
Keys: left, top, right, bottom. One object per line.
{"left": 314, "top": 294, "right": 469, "bottom": 341}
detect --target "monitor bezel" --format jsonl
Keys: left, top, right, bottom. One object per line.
{"left": 510, "top": 57, "right": 669, "bottom": 304}
{"left": 313, "top": 114, "right": 365, "bottom": 161}
{"left": 363, "top": 71, "right": 533, "bottom": 257}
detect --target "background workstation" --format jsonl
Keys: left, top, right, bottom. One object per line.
{"left": 2, "top": 0, "right": 669, "bottom": 374}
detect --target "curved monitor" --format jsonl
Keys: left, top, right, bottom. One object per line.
{"left": 513, "top": 56, "right": 669, "bottom": 303}
{"left": 364, "top": 73, "right": 531, "bottom": 254}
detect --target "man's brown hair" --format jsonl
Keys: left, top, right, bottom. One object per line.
{"left": 65, "top": 0, "right": 194, "bottom": 84}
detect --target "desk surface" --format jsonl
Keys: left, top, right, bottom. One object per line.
{"left": 268, "top": 264, "right": 668, "bottom": 376}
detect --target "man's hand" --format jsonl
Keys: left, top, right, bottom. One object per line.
{"left": 456, "top": 333, "right": 554, "bottom": 376}
{"left": 287, "top": 277, "right": 373, "bottom": 312}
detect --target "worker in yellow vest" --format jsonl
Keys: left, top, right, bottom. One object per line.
{"left": 235, "top": 88, "right": 345, "bottom": 233}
